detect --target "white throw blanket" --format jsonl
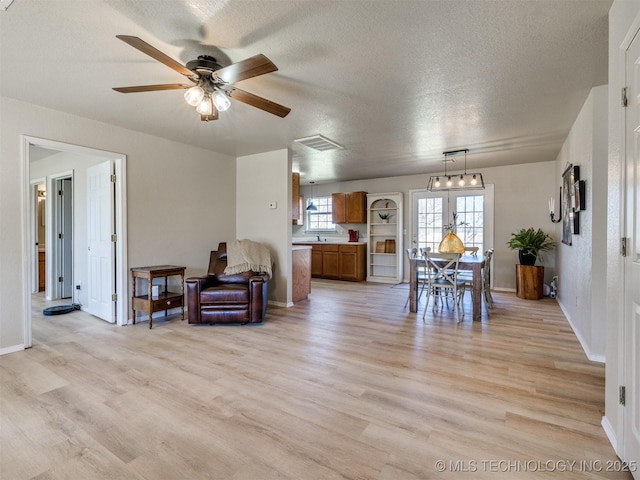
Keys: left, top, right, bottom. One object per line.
{"left": 224, "top": 239, "right": 272, "bottom": 278}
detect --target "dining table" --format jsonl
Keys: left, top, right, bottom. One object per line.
{"left": 408, "top": 253, "right": 486, "bottom": 322}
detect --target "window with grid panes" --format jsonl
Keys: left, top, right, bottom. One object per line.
{"left": 306, "top": 196, "right": 337, "bottom": 231}
{"left": 417, "top": 196, "right": 444, "bottom": 253}
{"left": 455, "top": 195, "right": 484, "bottom": 252}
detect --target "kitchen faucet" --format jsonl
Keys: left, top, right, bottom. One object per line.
{"left": 316, "top": 235, "right": 321, "bottom": 242}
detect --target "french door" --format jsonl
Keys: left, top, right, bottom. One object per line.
{"left": 410, "top": 186, "right": 494, "bottom": 255}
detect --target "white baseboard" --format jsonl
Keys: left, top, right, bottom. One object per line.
{"left": 601, "top": 416, "right": 622, "bottom": 458}
{"left": 493, "top": 287, "right": 516, "bottom": 293}
{"left": 557, "top": 299, "right": 605, "bottom": 363}
{"left": 126, "top": 306, "right": 184, "bottom": 326}
{"left": 0, "top": 343, "right": 26, "bottom": 356}
{"left": 268, "top": 300, "right": 293, "bottom": 307}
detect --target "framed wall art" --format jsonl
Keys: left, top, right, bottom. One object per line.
{"left": 561, "top": 164, "right": 582, "bottom": 245}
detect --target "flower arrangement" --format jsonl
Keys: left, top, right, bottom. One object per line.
{"left": 443, "top": 212, "right": 468, "bottom": 233}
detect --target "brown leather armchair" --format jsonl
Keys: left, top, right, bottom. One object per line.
{"left": 186, "top": 242, "right": 268, "bottom": 324}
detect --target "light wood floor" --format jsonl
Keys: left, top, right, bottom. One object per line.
{"left": 1, "top": 281, "right": 632, "bottom": 479}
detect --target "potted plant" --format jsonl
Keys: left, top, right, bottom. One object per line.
{"left": 378, "top": 212, "right": 391, "bottom": 223}
{"left": 507, "top": 227, "right": 556, "bottom": 265}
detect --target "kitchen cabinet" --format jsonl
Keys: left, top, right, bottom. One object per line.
{"left": 38, "top": 251, "right": 45, "bottom": 292}
{"left": 322, "top": 245, "right": 340, "bottom": 279}
{"left": 310, "top": 245, "right": 323, "bottom": 276}
{"left": 332, "top": 191, "right": 367, "bottom": 224}
{"left": 367, "top": 192, "right": 403, "bottom": 283}
{"left": 292, "top": 246, "right": 311, "bottom": 302}
{"left": 338, "top": 244, "right": 365, "bottom": 281}
{"left": 292, "top": 172, "right": 301, "bottom": 224}
{"left": 295, "top": 243, "right": 366, "bottom": 281}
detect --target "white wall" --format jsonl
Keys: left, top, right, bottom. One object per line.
{"left": 0, "top": 96, "right": 236, "bottom": 351}
{"left": 603, "top": 0, "right": 640, "bottom": 458}
{"left": 296, "top": 160, "right": 557, "bottom": 291}
{"left": 236, "top": 149, "right": 292, "bottom": 306}
{"left": 554, "top": 85, "right": 608, "bottom": 362}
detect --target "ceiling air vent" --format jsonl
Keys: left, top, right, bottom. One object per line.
{"left": 293, "top": 134, "right": 343, "bottom": 152}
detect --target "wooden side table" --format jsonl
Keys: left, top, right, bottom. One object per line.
{"left": 131, "top": 265, "right": 186, "bottom": 329}
{"left": 515, "top": 264, "right": 544, "bottom": 300}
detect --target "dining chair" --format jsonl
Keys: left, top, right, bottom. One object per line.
{"left": 458, "top": 247, "right": 478, "bottom": 296}
{"left": 422, "top": 251, "right": 466, "bottom": 323}
{"left": 482, "top": 248, "right": 495, "bottom": 309}
{"left": 404, "top": 247, "right": 429, "bottom": 308}
{"left": 464, "top": 246, "right": 479, "bottom": 256}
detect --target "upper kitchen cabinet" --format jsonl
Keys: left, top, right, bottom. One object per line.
{"left": 292, "top": 172, "right": 301, "bottom": 225}
{"left": 332, "top": 191, "right": 367, "bottom": 224}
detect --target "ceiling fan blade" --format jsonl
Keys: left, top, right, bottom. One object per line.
{"left": 229, "top": 88, "right": 291, "bottom": 118}
{"left": 215, "top": 54, "right": 278, "bottom": 84}
{"left": 113, "top": 84, "right": 190, "bottom": 93}
{"left": 116, "top": 35, "right": 194, "bottom": 77}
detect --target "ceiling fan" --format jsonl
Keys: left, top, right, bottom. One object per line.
{"left": 112, "top": 35, "right": 291, "bottom": 122}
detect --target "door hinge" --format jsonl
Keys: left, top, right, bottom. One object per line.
{"left": 111, "top": 234, "right": 117, "bottom": 242}
{"left": 58, "top": 276, "right": 63, "bottom": 283}
{"left": 621, "top": 87, "right": 628, "bottom": 107}
{"left": 58, "top": 233, "right": 63, "bottom": 239}
{"left": 621, "top": 237, "right": 628, "bottom": 257}
{"left": 110, "top": 174, "right": 116, "bottom": 183}
{"left": 58, "top": 189, "right": 63, "bottom": 196}
{"left": 620, "top": 385, "right": 626, "bottom": 405}
{"left": 112, "top": 293, "right": 117, "bottom": 302}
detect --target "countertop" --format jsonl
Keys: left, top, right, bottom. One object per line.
{"left": 293, "top": 241, "right": 367, "bottom": 246}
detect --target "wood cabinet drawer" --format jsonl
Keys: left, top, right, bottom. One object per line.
{"left": 152, "top": 294, "right": 183, "bottom": 312}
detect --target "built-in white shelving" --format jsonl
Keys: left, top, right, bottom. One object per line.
{"left": 366, "top": 192, "right": 403, "bottom": 283}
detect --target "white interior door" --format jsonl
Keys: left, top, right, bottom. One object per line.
{"left": 87, "top": 161, "right": 115, "bottom": 322}
{"left": 624, "top": 27, "right": 640, "bottom": 475}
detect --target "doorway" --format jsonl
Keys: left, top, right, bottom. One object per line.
{"left": 22, "top": 136, "right": 129, "bottom": 348}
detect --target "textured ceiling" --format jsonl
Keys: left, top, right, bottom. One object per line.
{"left": 0, "top": 0, "right": 611, "bottom": 185}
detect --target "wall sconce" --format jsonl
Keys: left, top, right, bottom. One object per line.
{"left": 549, "top": 190, "right": 561, "bottom": 223}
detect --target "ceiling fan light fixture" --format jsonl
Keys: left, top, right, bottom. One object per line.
{"left": 196, "top": 96, "right": 213, "bottom": 116}
{"left": 184, "top": 85, "right": 205, "bottom": 106}
{"left": 212, "top": 90, "right": 231, "bottom": 112}
{"left": 113, "top": 35, "right": 291, "bottom": 122}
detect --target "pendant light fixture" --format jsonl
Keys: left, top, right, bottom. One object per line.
{"left": 427, "top": 149, "right": 484, "bottom": 191}
{"left": 306, "top": 181, "right": 318, "bottom": 211}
